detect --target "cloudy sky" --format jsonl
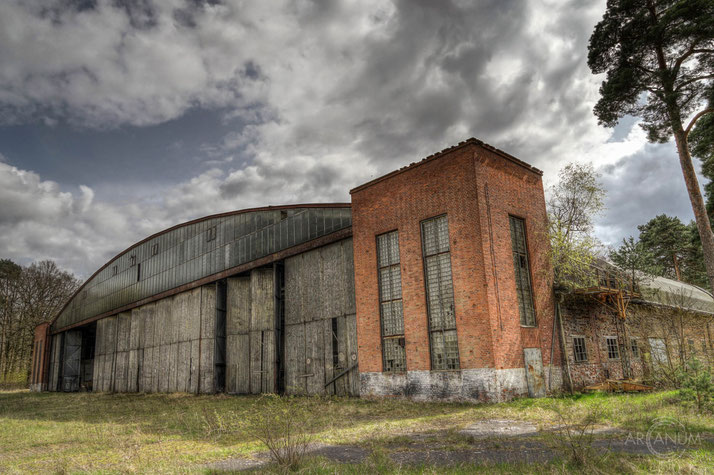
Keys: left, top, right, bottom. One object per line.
{"left": 0, "top": 0, "right": 703, "bottom": 278}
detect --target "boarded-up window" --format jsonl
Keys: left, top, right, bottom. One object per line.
{"left": 421, "top": 215, "right": 459, "bottom": 370}
{"left": 509, "top": 216, "right": 536, "bottom": 326}
{"left": 377, "top": 231, "right": 406, "bottom": 372}
{"left": 573, "top": 336, "right": 587, "bottom": 362}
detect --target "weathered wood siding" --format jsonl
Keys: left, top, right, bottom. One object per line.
{"left": 90, "top": 285, "right": 217, "bottom": 393}
{"left": 284, "top": 238, "right": 359, "bottom": 396}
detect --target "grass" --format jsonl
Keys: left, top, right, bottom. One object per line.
{"left": 0, "top": 389, "right": 713, "bottom": 473}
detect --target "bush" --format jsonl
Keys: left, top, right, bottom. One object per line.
{"left": 678, "top": 358, "right": 714, "bottom": 413}
{"left": 550, "top": 402, "right": 607, "bottom": 467}
{"left": 243, "top": 394, "right": 317, "bottom": 470}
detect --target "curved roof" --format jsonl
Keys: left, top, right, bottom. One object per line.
{"left": 638, "top": 274, "right": 714, "bottom": 315}
{"left": 52, "top": 204, "right": 352, "bottom": 332}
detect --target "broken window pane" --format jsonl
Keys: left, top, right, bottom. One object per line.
{"left": 421, "top": 215, "right": 460, "bottom": 370}
{"left": 377, "top": 230, "right": 406, "bottom": 372}
{"left": 509, "top": 216, "right": 536, "bottom": 326}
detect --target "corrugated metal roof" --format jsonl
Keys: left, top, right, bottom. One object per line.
{"left": 637, "top": 274, "right": 714, "bottom": 315}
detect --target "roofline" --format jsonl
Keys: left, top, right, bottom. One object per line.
{"left": 52, "top": 226, "right": 353, "bottom": 334}
{"left": 349, "top": 137, "right": 543, "bottom": 194}
{"left": 49, "top": 203, "right": 351, "bottom": 328}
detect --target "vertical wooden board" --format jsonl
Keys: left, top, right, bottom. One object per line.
{"left": 143, "top": 304, "right": 155, "bottom": 349}
{"left": 92, "top": 354, "right": 103, "bottom": 392}
{"left": 335, "top": 316, "right": 349, "bottom": 396}
{"left": 323, "top": 319, "right": 335, "bottom": 396}
{"left": 262, "top": 330, "right": 276, "bottom": 393}
{"left": 249, "top": 330, "right": 262, "bottom": 394}
{"left": 151, "top": 346, "right": 161, "bottom": 393}
{"left": 225, "top": 334, "right": 237, "bottom": 393}
{"left": 156, "top": 298, "right": 171, "bottom": 347}
{"left": 304, "top": 253, "right": 320, "bottom": 322}
{"left": 117, "top": 312, "right": 131, "bottom": 353}
{"left": 189, "top": 339, "right": 200, "bottom": 394}
{"left": 114, "top": 352, "right": 126, "bottom": 392}
{"left": 227, "top": 276, "right": 251, "bottom": 335}
{"left": 285, "top": 324, "right": 305, "bottom": 395}
{"left": 226, "top": 333, "right": 249, "bottom": 393}
{"left": 167, "top": 342, "right": 178, "bottom": 392}
{"left": 250, "top": 268, "right": 274, "bottom": 331}
{"left": 127, "top": 349, "right": 138, "bottom": 392}
{"left": 103, "top": 344, "right": 114, "bottom": 392}
{"left": 187, "top": 288, "right": 202, "bottom": 341}
{"left": 343, "top": 239, "right": 356, "bottom": 315}
{"left": 306, "top": 320, "right": 325, "bottom": 395}
{"left": 158, "top": 345, "right": 169, "bottom": 392}
{"left": 177, "top": 341, "right": 191, "bottom": 392}
{"left": 200, "top": 338, "right": 215, "bottom": 393}
{"left": 320, "top": 244, "right": 340, "bottom": 320}
{"left": 140, "top": 347, "right": 151, "bottom": 392}
{"left": 201, "top": 285, "right": 216, "bottom": 340}
{"left": 129, "top": 308, "right": 142, "bottom": 351}
{"left": 345, "top": 313, "right": 360, "bottom": 396}
{"left": 284, "top": 255, "right": 302, "bottom": 326}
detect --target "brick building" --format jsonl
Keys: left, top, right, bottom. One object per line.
{"left": 559, "top": 271, "right": 714, "bottom": 389}
{"left": 30, "top": 138, "right": 561, "bottom": 401}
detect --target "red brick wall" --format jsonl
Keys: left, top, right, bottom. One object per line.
{"left": 31, "top": 323, "right": 50, "bottom": 390}
{"left": 351, "top": 141, "right": 557, "bottom": 375}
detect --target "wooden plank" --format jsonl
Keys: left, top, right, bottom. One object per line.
{"left": 262, "top": 330, "right": 276, "bottom": 393}
{"left": 177, "top": 341, "right": 191, "bottom": 392}
{"left": 343, "top": 239, "right": 356, "bottom": 315}
{"left": 250, "top": 268, "right": 274, "bottom": 331}
{"left": 284, "top": 323, "right": 304, "bottom": 395}
{"left": 345, "top": 313, "right": 359, "bottom": 396}
{"left": 226, "top": 333, "right": 250, "bottom": 393}
{"left": 306, "top": 320, "right": 325, "bottom": 395}
{"left": 189, "top": 339, "right": 200, "bottom": 394}
{"left": 323, "top": 319, "right": 334, "bottom": 396}
{"left": 227, "top": 276, "right": 251, "bottom": 335}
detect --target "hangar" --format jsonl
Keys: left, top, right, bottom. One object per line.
{"left": 30, "top": 138, "right": 560, "bottom": 401}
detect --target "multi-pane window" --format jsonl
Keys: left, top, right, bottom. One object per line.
{"left": 631, "top": 338, "right": 639, "bottom": 357}
{"left": 421, "top": 215, "right": 459, "bottom": 370}
{"left": 573, "top": 336, "right": 588, "bottom": 362}
{"left": 606, "top": 337, "right": 619, "bottom": 359}
{"left": 377, "top": 231, "right": 406, "bottom": 372}
{"left": 206, "top": 226, "right": 217, "bottom": 242}
{"left": 509, "top": 216, "right": 536, "bottom": 326}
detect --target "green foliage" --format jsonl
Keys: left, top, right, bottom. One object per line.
{"left": 609, "top": 236, "right": 659, "bottom": 284}
{"left": 679, "top": 358, "right": 714, "bottom": 413}
{"left": 638, "top": 214, "right": 689, "bottom": 278}
{"left": 547, "top": 163, "right": 605, "bottom": 288}
{"left": 588, "top": 0, "right": 714, "bottom": 141}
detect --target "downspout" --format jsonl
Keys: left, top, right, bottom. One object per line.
{"left": 554, "top": 290, "right": 573, "bottom": 394}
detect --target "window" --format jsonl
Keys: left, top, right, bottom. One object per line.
{"left": 151, "top": 243, "right": 159, "bottom": 256}
{"left": 630, "top": 338, "right": 639, "bottom": 357}
{"left": 206, "top": 226, "right": 217, "bottom": 242}
{"left": 688, "top": 339, "right": 695, "bottom": 356}
{"left": 421, "top": 215, "right": 460, "bottom": 370}
{"left": 573, "top": 336, "right": 588, "bottom": 362}
{"left": 509, "top": 216, "right": 536, "bottom": 326}
{"left": 606, "top": 337, "right": 619, "bottom": 360}
{"left": 137, "top": 263, "right": 141, "bottom": 282}
{"left": 129, "top": 255, "right": 136, "bottom": 267}
{"left": 377, "top": 231, "right": 406, "bottom": 372}
{"left": 112, "top": 265, "right": 118, "bottom": 276}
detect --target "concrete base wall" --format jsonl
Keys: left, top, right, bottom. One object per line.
{"left": 360, "top": 366, "right": 563, "bottom": 402}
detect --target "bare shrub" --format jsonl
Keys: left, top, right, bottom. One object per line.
{"left": 550, "top": 402, "right": 608, "bottom": 468}
{"left": 243, "top": 394, "right": 317, "bottom": 470}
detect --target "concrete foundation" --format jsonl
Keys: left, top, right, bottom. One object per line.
{"left": 360, "top": 366, "right": 562, "bottom": 402}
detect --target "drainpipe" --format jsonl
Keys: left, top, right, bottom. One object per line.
{"left": 554, "top": 290, "right": 574, "bottom": 394}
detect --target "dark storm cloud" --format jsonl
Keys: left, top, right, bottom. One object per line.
{"left": 1, "top": 0, "right": 697, "bottom": 277}
{"left": 596, "top": 141, "right": 698, "bottom": 245}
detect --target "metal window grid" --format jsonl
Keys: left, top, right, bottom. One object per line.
{"left": 573, "top": 336, "right": 588, "bottom": 362}
{"left": 377, "top": 231, "right": 406, "bottom": 372}
{"left": 606, "top": 337, "right": 619, "bottom": 359}
{"left": 421, "top": 215, "right": 460, "bottom": 370}
{"left": 508, "top": 216, "right": 536, "bottom": 326}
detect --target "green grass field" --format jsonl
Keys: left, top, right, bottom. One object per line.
{"left": 0, "top": 389, "right": 712, "bottom": 473}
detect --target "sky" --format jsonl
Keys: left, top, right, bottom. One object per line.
{"left": 0, "top": 0, "right": 704, "bottom": 279}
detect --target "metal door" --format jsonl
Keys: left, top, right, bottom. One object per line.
{"left": 62, "top": 330, "right": 82, "bottom": 392}
{"left": 523, "top": 348, "right": 546, "bottom": 398}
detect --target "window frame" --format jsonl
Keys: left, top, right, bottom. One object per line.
{"left": 572, "top": 335, "right": 588, "bottom": 363}
{"left": 376, "top": 230, "right": 407, "bottom": 373}
{"left": 508, "top": 215, "right": 537, "bottom": 327}
{"left": 605, "top": 336, "right": 620, "bottom": 360}
{"left": 420, "top": 214, "right": 460, "bottom": 371}
{"left": 630, "top": 338, "right": 639, "bottom": 358}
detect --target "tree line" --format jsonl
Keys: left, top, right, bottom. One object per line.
{"left": 0, "top": 259, "right": 81, "bottom": 384}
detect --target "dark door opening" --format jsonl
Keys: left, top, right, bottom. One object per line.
{"left": 274, "top": 262, "right": 286, "bottom": 394}
{"left": 58, "top": 322, "right": 96, "bottom": 392}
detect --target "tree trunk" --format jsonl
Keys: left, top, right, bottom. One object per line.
{"left": 673, "top": 129, "right": 714, "bottom": 294}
